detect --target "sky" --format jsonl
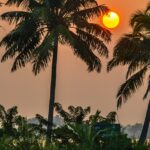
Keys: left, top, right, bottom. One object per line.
{"left": 0, "top": 0, "right": 149, "bottom": 125}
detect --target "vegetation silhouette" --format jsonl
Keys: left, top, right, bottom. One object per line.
{"left": 107, "top": 2, "right": 150, "bottom": 144}
{"left": 0, "top": 0, "right": 111, "bottom": 139}
{"left": 0, "top": 104, "right": 149, "bottom": 149}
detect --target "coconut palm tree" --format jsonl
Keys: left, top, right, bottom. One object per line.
{"left": 107, "top": 3, "right": 150, "bottom": 143}
{"left": 0, "top": 0, "right": 111, "bottom": 138}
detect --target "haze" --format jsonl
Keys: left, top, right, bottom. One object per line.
{"left": 0, "top": 0, "right": 148, "bottom": 125}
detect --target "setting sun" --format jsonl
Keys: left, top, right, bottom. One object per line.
{"left": 102, "top": 11, "right": 120, "bottom": 29}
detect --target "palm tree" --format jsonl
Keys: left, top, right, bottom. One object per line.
{"left": 107, "top": 3, "right": 150, "bottom": 143}
{"left": 0, "top": 105, "right": 19, "bottom": 136}
{"left": 1, "top": 0, "right": 111, "bottom": 136}
{"left": 54, "top": 102, "right": 91, "bottom": 123}
{"left": 0, "top": 0, "right": 111, "bottom": 138}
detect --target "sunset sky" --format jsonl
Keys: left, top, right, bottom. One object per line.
{"left": 0, "top": 0, "right": 149, "bottom": 125}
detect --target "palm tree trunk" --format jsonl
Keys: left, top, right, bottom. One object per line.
{"left": 139, "top": 100, "right": 150, "bottom": 144}
{"left": 47, "top": 33, "right": 59, "bottom": 139}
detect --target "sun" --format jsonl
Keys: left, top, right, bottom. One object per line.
{"left": 102, "top": 11, "right": 120, "bottom": 29}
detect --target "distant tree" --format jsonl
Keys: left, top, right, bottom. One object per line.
{"left": 0, "top": 105, "right": 19, "bottom": 136}
{"left": 54, "top": 103, "right": 118, "bottom": 148}
{"left": 1, "top": 0, "right": 111, "bottom": 139}
{"left": 33, "top": 114, "right": 48, "bottom": 135}
{"left": 88, "top": 110, "right": 117, "bottom": 124}
{"left": 107, "top": 3, "right": 150, "bottom": 143}
{"left": 54, "top": 102, "right": 91, "bottom": 123}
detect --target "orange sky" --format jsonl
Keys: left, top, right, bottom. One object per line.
{"left": 0, "top": 0, "right": 149, "bottom": 125}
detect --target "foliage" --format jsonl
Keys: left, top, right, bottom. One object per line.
{"left": 0, "top": 0, "right": 111, "bottom": 74}
{"left": 0, "top": 104, "right": 149, "bottom": 149}
{"left": 107, "top": 2, "right": 150, "bottom": 144}
{"left": 54, "top": 102, "right": 91, "bottom": 123}
{"left": 107, "top": 2, "right": 150, "bottom": 108}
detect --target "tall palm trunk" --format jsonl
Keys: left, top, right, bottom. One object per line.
{"left": 139, "top": 100, "right": 150, "bottom": 144}
{"left": 47, "top": 33, "right": 59, "bottom": 139}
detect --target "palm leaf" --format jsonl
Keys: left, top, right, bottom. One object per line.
{"left": 68, "top": 106, "right": 76, "bottom": 115}
{"left": 1, "top": 11, "right": 30, "bottom": 24}
{"left": 11, "top": 32, "right": 41, "bottom": 71}
{"left": 126, "top": 60, "right": 148, "bottom": 79}
{"left": 72, "top": 5, "right": 109, "bottom": 19}
{"left": 1, "top": 17, "right": 40, "bottom": 64}
{"left": 130, "top": 10, "right": 150, "bottom": 32}
{"left": 107, "top": 33, "right": 150, "bottom": 71}
{"left": 6, "top": 0, "right": 29, "bottom": 7}
{"left": 145, "top": 2, "right": 150, "bottom": 13}
{"left": 7, "top": 106, "right": 18, "bottom": 123}
{"left": 117, "top": 66, "right": 148, "bottom": 108}
{"left": 69, "top": 31, "right": 101, "bottom": 72}
{"left": 73, "top": 19, "right": 111, "bottom": 42}
{"left": 107, "top": 58, "right": 119, "bottom": 72}
{"left": 0, "top": 17, "right": 39, "bottom": 47}
{"left": 54, "top": 103, "right": 71, "bottom": 122}
{"left": 143, "top": 75, "right": 150, "bottom": 99}
{"left": 106, "top": 112, "right": 117, "bottom": 123}
{"left": 5, "top": 0, "right": 41, "bottom": 9}
{"left": 76, "top": 29, "right": 108, "bottom": 57}
{"left": 0, "top": 105, "right": 7, "bottom": 121}
{"left": 32, "top": 33, "right": 54, "bottom": 75}
{"left": 62, "top": 0, "right": 98, "bottom": 15}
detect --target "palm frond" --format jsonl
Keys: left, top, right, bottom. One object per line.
{"left": 6, "top": 0, "right": 29, "bottom": 7}
{"left": 0, "top": 17, "right": 39, "bottom": 47}
{"left": 107, "top": 58, "right": 128, "bottom": 72}
{"left": 108, "top": 33, "right": 150, "bottom": 72}
{"left": 72, "top": 5, "right": 109, "bottom": 19}
{"left": 126, "top": 60, "right": 148, "bottom": 79}
{"left": 7, "top": 106, "right": 18, "bottom": 118}
{"left": 57, "top": 24, "right": 74, "bottom": 45}
{"left": 0, "top": 105, "right": 7, "bottom": 121}
{"left": 113, "top": 34, "right": 142, "bottom": 58}
{"left": 62, "top": 0, "right": 98, "bottom": 15}
{"left": 54, "top": 103, "right": 71, "bottom": 122}
{"left": 130, "top": 10, "right": 150, "bottom": 32}
{"left": 10, "top": 32, "right": 41, "bottom": 72}
{"left": 130, "top": 10, "right": 144, "bottom": 27}
{"left": 145, "top": 2, "right": 150, "bottom": 13}
{"left": 117, "top": 66, "right": 148, "bottom": 108}
{"left": 32, "top": 33, "right": 54, "bottom": 75}
{"left": 0, "top": 18, "right": 40, "bottom": 64}
{"left": 76, "top": 29, "right": 109, "bottom": 57}
{"left": 143, "top": 75, "right": 150, "bottom": 99}
{"left": 68, "top": 31, "right": 102, "bottom": 72}
{"left": 84, "top": 107, "right": 91, "bottom": 114}
{"left": 73, "top": 19, "right": 111, "bottom": 42}
{"left": 5, "top": 0, "right": 41, "bottom": 9}
{"left": 106, "top": 112, "right": 117, "bottom": 123}
{"left": 1, "top": 11, "right": 30, "bottom": 24}
{"left": 108, "top": 34, "right": 145, "bottom": 71}
{"left": 68, "top": 106, "right": 76, "bottom": 115}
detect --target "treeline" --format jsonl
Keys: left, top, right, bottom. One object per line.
{"left": 0, "top": 103, "right": 149, "bottom": 150}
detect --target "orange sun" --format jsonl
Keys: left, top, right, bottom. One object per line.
{"left": 102, "top": 11, "right": 120, "bottom": 29}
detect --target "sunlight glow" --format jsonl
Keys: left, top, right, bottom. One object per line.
{"left": 102, "top": 11, "right": 120, "bottom": 29}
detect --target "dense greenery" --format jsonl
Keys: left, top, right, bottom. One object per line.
{"left": 0, "top": 104, "right": 149, "bottom": 150}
